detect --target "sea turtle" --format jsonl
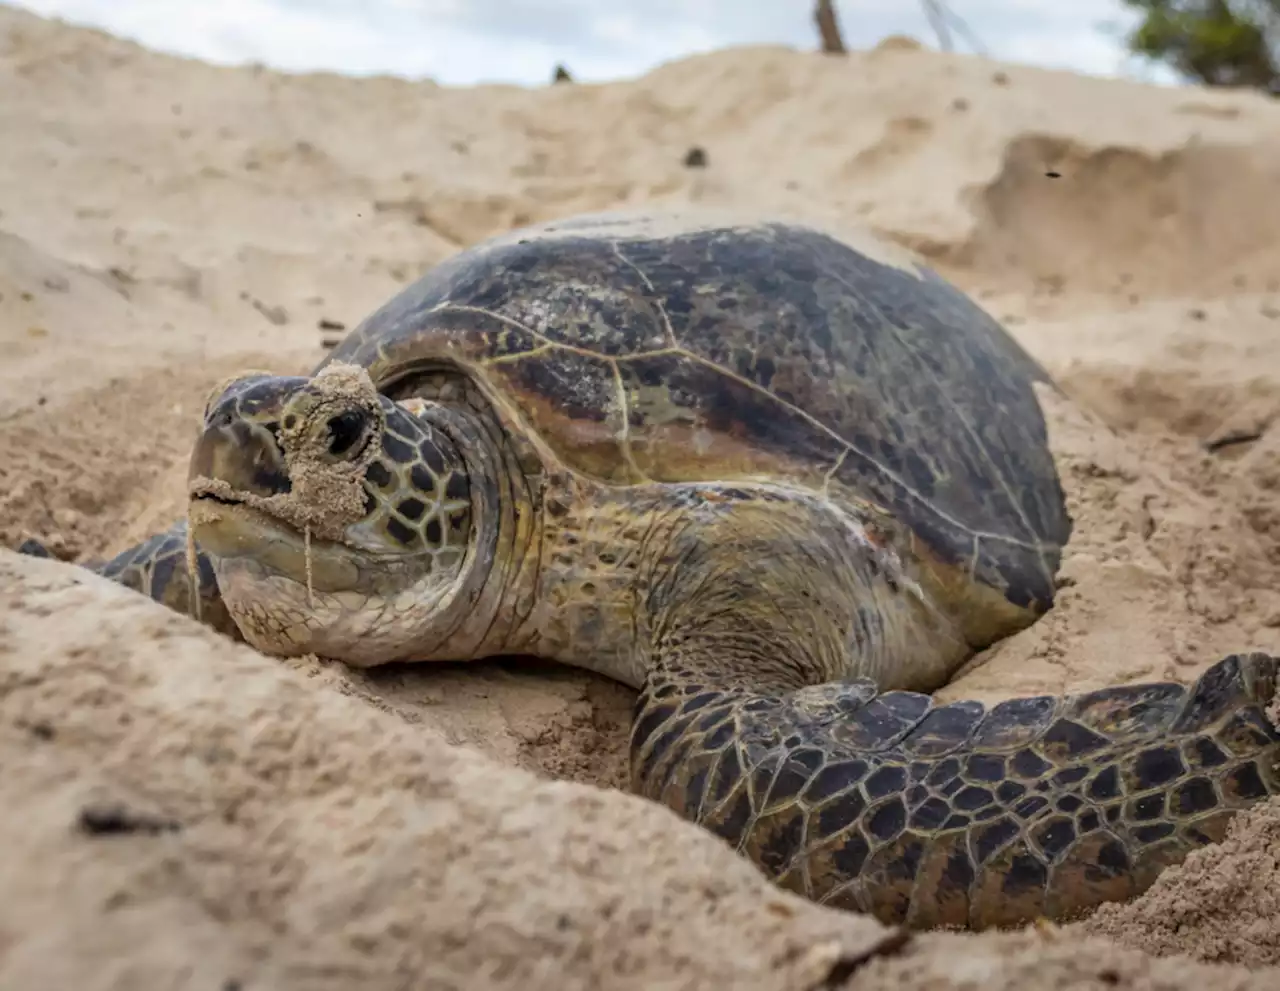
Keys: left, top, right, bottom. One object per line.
{"left": 29, "top": 210, "right": 1279, "bottom": 930}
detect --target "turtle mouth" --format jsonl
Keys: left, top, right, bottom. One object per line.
{"left": 187, "top": 493, "right": 366, "bottom": 594}
{"left": 193, "top": 492, "right": 246, "bottom": 508}
{"left": 187, "top": 486, "right": 319, "bottom": 548}
{"left": 188, "top": 489, "right": 306, "bottom": 545}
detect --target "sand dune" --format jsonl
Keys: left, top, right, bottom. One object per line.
{"left": 1, "top": 5, "right": 1279, "bottom": 988}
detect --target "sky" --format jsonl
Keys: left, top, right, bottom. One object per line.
{"left": 10, "top": 0, "right": 1172, "bottom": 88}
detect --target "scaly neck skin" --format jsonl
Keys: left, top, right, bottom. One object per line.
{"left": 517, "top": 476, "right": 971, "bottom": 694}
{"left": 407, "top": 399, "right": 542, "bottom": 661}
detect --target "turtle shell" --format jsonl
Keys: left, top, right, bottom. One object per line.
{"left": 319, "top": 210, "right": 1071, "bottom": 627}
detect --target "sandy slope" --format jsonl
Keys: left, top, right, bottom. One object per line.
{"left": 1, "top": 5, "right": 1279, "bottom": 987}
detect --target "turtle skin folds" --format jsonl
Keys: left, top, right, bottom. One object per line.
{"left": 631, "top": 652, "right": 1280, "bottom": 929}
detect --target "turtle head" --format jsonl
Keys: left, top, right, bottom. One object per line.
{"left": 187, "top": 363, "right": 489, "bottom": 663}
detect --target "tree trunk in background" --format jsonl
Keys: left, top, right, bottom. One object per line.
{"left": 814, "top": 0, "right": 847, "bottom": 54}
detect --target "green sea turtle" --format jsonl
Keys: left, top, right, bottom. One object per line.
{"left": 28, "top": 210, "right": 1279, "bottom": 930}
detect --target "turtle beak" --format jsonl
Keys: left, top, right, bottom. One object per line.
{"left": 188, "top": 380, "right": 295, "bottom": 501}
{"left": 188, "top": 420, "right": 291, "bottom": 501}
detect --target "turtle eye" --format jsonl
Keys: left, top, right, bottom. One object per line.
{"left": 326, "top": 410, "right": 368, "bottom": 458}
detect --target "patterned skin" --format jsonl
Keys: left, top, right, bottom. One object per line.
{"left": 25, "top": 210, "right": 1280, "bottom": 929}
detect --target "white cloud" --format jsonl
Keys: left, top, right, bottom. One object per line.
{"left": 9, "top": 0, "right": 1164, "bottom": 87}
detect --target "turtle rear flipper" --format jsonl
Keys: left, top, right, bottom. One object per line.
{"left": 632, "top": 650, "right": 1280, "bottom": 930}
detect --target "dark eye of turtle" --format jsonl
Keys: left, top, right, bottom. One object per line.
{"left": 326, "top": 410, "right": 367, "bottom": 457}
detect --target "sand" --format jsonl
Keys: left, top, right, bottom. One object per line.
{"left": 1, "top": 5, "right": 1279, "bottom": 988}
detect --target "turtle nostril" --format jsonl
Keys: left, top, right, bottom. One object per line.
{"left": 206, "top": 402, "right": 236, "bottom": 429}
{"left": 326, "top": 410, "right": 368, "bottom": 458}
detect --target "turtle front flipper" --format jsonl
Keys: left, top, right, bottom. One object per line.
{"left": 20, "top": 521, "right": 240, "bottom": 640}
{"left": 631, "top": 651, "right": 1279, "bottom": 930}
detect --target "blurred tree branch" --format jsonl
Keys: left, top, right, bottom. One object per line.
{"left": 811, "top": 2, "right": 987, "bottom": 58}
{"left": 922, "top": 0, "right": 954, "bottom": 51}
{"left": 814, "top": 0, "right": 846, "bottom": 54}
{"left": 1121, "top": 0, "right": 1280, "bottom": 92}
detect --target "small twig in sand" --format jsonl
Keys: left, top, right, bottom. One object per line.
{"left": 304, "top": 524, "right": 316, "bottom": 608}
{"left": 1204, "top": 428, "right": 1265, "bottom": 453}
{"left": 185, "top": 517, "right": 203, "bottom": 624}
{"left": 78, "top": 801, "right": 181, "bottom": 837}
{"left": 318, "top": 317, "right": 347, "bottom": 349}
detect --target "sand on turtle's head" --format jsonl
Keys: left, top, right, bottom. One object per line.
{"left": 271, "top": 361, "right": 384, "bottom": 540}
{"left": 188, "top": 360, "right": 383, "bottom": 541}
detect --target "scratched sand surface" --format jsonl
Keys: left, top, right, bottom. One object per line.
{"left": 1, "top": 6, "right": 1279, "bottom": 988}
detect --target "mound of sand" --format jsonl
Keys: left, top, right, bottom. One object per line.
{"left": 2, "top": 5, "right": 1280, "bottom": 988}
{"left": 6, "top": 552, "right": 1277, "bottom": 990}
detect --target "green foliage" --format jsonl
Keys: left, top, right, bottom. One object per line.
{"left": 1121, "top": 0, "right": 1280, "bottom": 92}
